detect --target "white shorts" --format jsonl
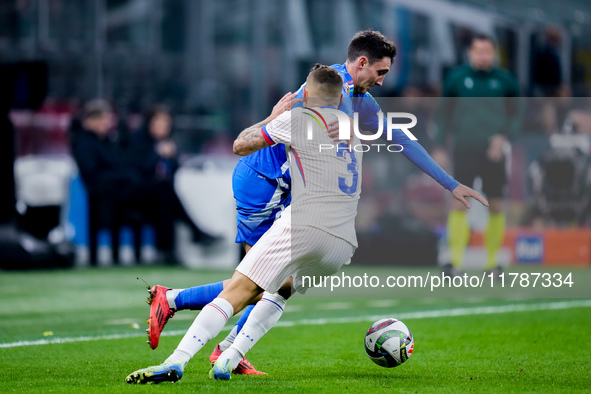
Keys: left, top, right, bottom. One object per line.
{"left": 236, "top": 207, "right": 356, "bottom": 294}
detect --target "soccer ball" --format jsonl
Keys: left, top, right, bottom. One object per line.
{"left": 364, "top": 318, "right": 414, "bottom": 368}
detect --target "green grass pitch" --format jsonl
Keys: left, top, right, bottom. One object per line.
{"left": 1, "top": 266, "right": 590, "bottom": 393}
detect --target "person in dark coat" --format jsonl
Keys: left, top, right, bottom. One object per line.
{"left": 532, "top": 27, "right": 563, "bottom": 96}
{"left": 71, "top": 100, "right": 143, "bottom": 224}
{"left": 72, "top": 100, "right": 218, "bottom": 265}
{"left": 130, "top": 105, "right": 179, "bottom": 182}
{"left": 71, "top": 99, "right": 142, "bottom": 264}
{"left": 128, "top": 105, "right": 220, "bottom": 261}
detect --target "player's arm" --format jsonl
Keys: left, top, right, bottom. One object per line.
{"left": 394, "top": 136, "right": 488, "bottom": 208}
{"left": 352, "top": 98, "right": 486, "bottom": 208}
{"left": 233, "top": 92, "right": 298, "bottom": 156}
{"left": 233, "top": 121, "right": 272, "bottom": 156}
{"left": 357, "top": 96, "right": 458, "bottom": 191}
{"left": 394, "top": 134, "right": 488, "bottom": 208}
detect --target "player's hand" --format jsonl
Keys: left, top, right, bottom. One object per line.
{"left": 451, "top": 184, "right": 489, "bottom": 209}
{"left": 269, "top": 92, "right": 302, "bottom": 121}
{"left": 327, "top": 120, "right": 340, "bottom": 140}
{"left": 487, "top": 134, "right": 507, "bottom": 162}
{"left": 326, "top": 118, "right": 354, "bottom": 150}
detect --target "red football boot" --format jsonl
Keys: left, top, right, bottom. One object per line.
{"left": 233, "top": 357, "right": 267, "bottom": 375}
{"left": 209, "top": 344, "right": 267, "bottom": 375}
{"left": 209, "top": 343, "right": 223, "bottom": 364}
{"left": 146, "top": 285, "right": 175, "bottom": 350}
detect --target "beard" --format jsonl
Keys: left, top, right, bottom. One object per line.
{"left": 353, "top": 86, "right": 366, "bottom": 96}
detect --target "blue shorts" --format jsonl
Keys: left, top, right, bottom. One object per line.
{"left": 232, "top": 161, "right": 291, "bottom": 245}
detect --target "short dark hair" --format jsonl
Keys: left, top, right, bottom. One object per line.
{"left": 347, "top": 30, "right": 396, "bottom": 64}
{"left": 306, "top": 64, "right": 343, "bottom": 97}
{"left": 145, "top": 104, "right": 170, "bottom": 125}
{"left": 470, "top": 33, "right": 496, "bottom": 47}
{"left": 82, "top": 99, "right": 112, "bottom": 120}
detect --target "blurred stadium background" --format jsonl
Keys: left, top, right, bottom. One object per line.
{"left": 1, "top": 0, "right": 591, "bottom": 270}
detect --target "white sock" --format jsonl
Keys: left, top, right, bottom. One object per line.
{"left": 218, "top": 292, "right": 286, "bottom": 370}
{"left": 165, "top": 297, "right": 233, "bottom": 365}
{"left": 166, "top": 288, "right": 183, "bottom": 310}
{"left": 219, "top": 325, "right": 238, "bottom": 351}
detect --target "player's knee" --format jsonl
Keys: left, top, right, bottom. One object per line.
{"left": 222, "top": 271, "right": 264, "bottom": 312}
{"left": 278, "top": 277, "right": 294, "bottom": 300}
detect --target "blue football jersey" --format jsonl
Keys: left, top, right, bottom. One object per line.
{"left": 298, "top": 63, "right": 458, "bottom": 191}
{"left": 238, "top": 143, "right": 290, "bottom": 183}
{"left": 240, "top": 62, "right": 458, "bottom": 192}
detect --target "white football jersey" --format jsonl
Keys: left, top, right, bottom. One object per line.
{"left": 261, "top": 106, "right": 362, "bottom": 247}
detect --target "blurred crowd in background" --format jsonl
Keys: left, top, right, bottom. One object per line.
{"left": 4, "top": 0, "right": 591, "bottom": 152}
{"left": 2, "top": 0, "right": 591, "bottom": 268}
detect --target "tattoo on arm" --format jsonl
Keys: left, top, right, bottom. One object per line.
{"left": 233, "top": 122, "right": 270, "bottom": 156}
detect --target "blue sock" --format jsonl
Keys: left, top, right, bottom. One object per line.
{"left": 235, "top": 305, "right": 255, "bottom": 334}
{"left": 174, "top": 281, "right": 224, "bottom": 310}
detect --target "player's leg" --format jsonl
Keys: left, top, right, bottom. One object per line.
{"left": 209, "top": 162, "right": 289, "bottom": 370}
{"left": 481, "top": 155, "right": 507, "bottom": 272}
{"left": 172, "top": 161, "right": 287, "bottom": 314}
{"left": 145, "top": 278, "right": 268, "bottom": 374}
{"left": 165, "top": 270, "right": 262, "bottom": 363}
{"left": 161, "top": 246, "right": 251, "bottom": 313}
{"left": 127, "top": 214, "right": 291, "bottom": 384}
{"left": 447, "top": 199, "right": 470, "bottom": 270}
{"left": 164, "top": 280, "right": 228, "bottom": 311}
{"left": 146, "top": 162, "right": 287, "bottom": 351}
{"left": 211, "top": 276, "right": 296, "bottom": 376}
{"left": 146, "top": 279, "right": 229, "bottom": 350}
{"left": 211, "top": 280, "right": 293, "bottom": 380}
{"left": 484, "top": 198, "right": 505, "bottom": 270}
{"left": 212, "top": 245, "right": 254, "bottom": 354}
{"left": 215, "top": 253, "right": 254, "bottom": 350}
{"left": 213, "top": 226, "right": 355, "bottom": 380}
{"left": 445, "top": 150, "right": 476, "bottom": 275}
{"left": 147, "top": 277, "right": 271, "bottom": 349}
{"left": 210, "top": 214, "right": 294, "bottom": 380}
{"left": 127, "top": 270, "right": 264, "bottom": 384}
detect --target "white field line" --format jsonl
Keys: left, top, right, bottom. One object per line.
{"left": 366, "top": 299, "right": 400, "bottom": 308}
{"left": 316, "top": 302, "right": 354, "bottom": 310}
{"left": 1, "top": 299, "right": 590, "bottom": 349}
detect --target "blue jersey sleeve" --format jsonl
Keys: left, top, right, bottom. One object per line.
{"left": 356, "top": 95, "right": 459, "bottom": 191}
{"left": 395, "top": 134, "right": 459, "bottom": 191}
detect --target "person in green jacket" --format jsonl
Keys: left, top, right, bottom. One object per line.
{"left": 434, "top": 33, "right": 522, "bottom": 276}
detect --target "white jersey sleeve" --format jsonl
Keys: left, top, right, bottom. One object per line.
{"left": 261, "top": 111, "right": 292, "bottom": 146}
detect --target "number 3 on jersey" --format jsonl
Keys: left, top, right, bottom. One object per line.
{"left": 336, "top": 142, "right": 358, "bottom": 195}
